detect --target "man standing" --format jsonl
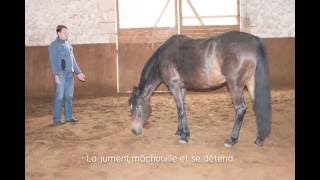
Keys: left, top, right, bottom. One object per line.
{"left": 48, "top": 25, "right": 86, "bottom": 126}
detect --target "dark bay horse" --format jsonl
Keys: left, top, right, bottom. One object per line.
{"left": 129, "top": 31, "right": 271, "bottom": 147}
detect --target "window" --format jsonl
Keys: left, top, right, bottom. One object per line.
{"left": 182, "top": 0, "right": 239, "bottom": 26}
{"left": 118, "top": 0, "right": 175, "bottom": 28}
{"left": 117, "top": 0, "right": 239, "bottom": 41}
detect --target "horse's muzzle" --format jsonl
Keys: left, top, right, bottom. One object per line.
{"left": 131, "top": 128, "right": 143, "bottom": 136}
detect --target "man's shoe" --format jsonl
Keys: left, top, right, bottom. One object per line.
{"left": 54, "top": 121, "right": 63, "bottom": 126}
{"left": 65, "top": 118, "right": 79, "bottom": 123}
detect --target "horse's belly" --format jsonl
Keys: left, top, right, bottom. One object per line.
{"left": 184, "top": 63, "right": 226, "bottom": 89}
{"left": 207, "top": 70, "right": 226, "bottom": 86}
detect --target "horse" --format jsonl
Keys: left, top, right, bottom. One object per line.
{"left": 128, "top": 31, "right": 271, "bottom": 147}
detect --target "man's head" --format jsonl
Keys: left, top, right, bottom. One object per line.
{"left": 56, "top": 25, "right": 69, "bottom": 41}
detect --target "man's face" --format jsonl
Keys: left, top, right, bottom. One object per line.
{"left": 58, "top": 28, "right": 69, "bottom": 41}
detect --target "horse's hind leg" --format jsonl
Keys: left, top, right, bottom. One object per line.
{"left": 246, "top": 74, "right": 255, "bottom": 102}
{"left": 224, "top": 80, "right": 247, "bottom": 147}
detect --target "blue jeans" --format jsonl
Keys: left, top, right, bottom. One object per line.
{"left": 53, "top": 72, "right": 74, "bottom": 123}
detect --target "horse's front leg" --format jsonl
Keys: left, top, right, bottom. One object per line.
{"left": 170, "top": 86, "right": 190, "bottom": 143}
{"left": 175, "top": 88, "right": 186, "bottom": 136}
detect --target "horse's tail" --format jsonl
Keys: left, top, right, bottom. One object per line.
{"left": 254, "top": 37, "right": 272, "bottom": 140}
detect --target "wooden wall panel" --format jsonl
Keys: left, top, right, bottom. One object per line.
{"left": 181, "top": 25, "right": 240, "bottom": 39}
{"left": 25, "top": 43, "right": 117, "bottom": 98}
{"left": 25, "top": 37, "right": 294, "bottom": 98}
{"left": 119, "top": 27, "right": 177, "bottom": 43}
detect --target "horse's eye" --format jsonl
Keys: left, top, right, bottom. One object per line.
{"left": 135, "top": 106, "right": 140, "bottom": 110}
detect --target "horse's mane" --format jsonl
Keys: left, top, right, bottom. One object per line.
{"left": 137, "top": 47, "right": 162, "bottom": 91}
{"left": 137, "top": 35, "right": 186, "bottom": 95}
{"left": 128, "top": 43, "right": 167, "bottom": 107}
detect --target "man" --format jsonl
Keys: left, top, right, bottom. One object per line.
{"left": 48, "top": 25, "right": 86, "bottom": 126}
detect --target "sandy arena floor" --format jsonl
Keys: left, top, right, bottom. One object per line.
{"left": 25, "top": 89, "right": 294, "bottom": 180}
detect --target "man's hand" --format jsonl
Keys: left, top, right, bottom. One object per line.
{"left": 77, "top": 73, "right": 86, "bottom": 82}
{"left": 55, "top": 75, "right": 61, "bottom": 84}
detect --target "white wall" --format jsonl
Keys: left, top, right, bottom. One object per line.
{"left": 240, "top": 0, "right": 295, "bottom": 37}
{"left": 25, "top": 0, "right": 116, "bottom": 46}
{"left": 25, "top": 0, "right": 295, "bottom": 46}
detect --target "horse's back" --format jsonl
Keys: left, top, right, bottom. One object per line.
{"left": 159, "top": 34, "right": 225, "bottom": 89}
{"left": 158, "top": 31, "right": 261, "bottom": 90}
{"left": 217, "top": 31, "right": 260, "bottom": 43}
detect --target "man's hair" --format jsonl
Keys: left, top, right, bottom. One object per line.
{"left": 56, "top": 25, "right": 68, "bottom": 33}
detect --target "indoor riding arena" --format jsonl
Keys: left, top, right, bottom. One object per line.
{"left": 25, "top": 0, "right": 295, "bottom": 179}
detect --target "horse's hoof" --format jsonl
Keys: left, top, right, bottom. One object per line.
{"left": 254, "top": 138, "right": 264, "bottom": 146}
{"left": 179, "top": 133, "right": 190, "bottom": 144}
{"left": 179, "top": 139, "right": 188, "bottom": 144}
{"left": 224, "top": 141, "right": 232, "bottom": 148}
{"left": 224, "top": 138, "right": 237, "bottom": 148}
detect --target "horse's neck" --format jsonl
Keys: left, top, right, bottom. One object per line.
{"left": 139, "top": 79, "right": 161, "bottom": 99}
{"left": 137, "top": 40, "right": 165, "bottom": 99}
{"left": 138, "top": 59, "right": 161, "bottom": 99}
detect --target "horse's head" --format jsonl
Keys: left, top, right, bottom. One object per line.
{"left": 128, "top": 86, "right": 152, "bottom": 136}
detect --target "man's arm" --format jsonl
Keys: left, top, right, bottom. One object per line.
{"left": 72, "top": 55, "right": 82, "bottom": 75}
{"left": 69, "top": 45, "right": 81, "bottom": 74}
{"left": 70, "top": 46, "right": 85, "bottom": 81}
{"left": 48, "top": 43, "right": 59, "bottom": 75}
